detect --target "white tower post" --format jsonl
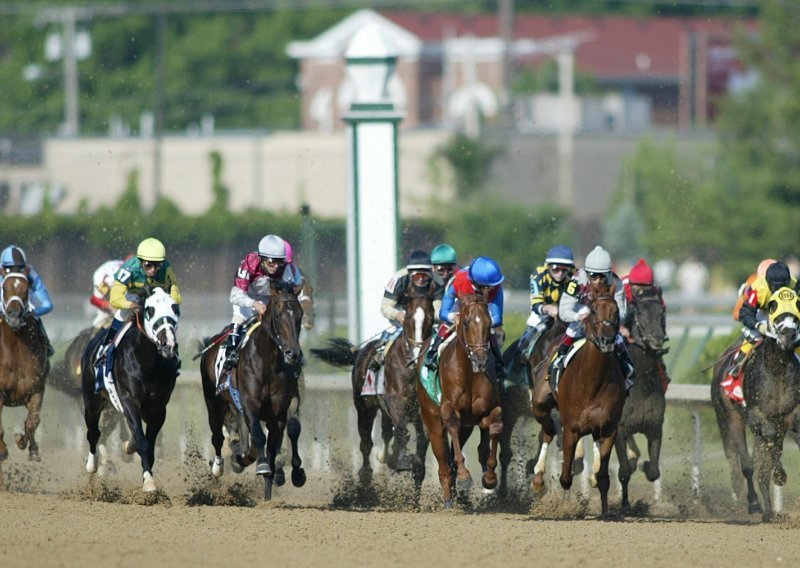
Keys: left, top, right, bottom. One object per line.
{"left": 343, "top": 24, "right": 404, "bottom": 343}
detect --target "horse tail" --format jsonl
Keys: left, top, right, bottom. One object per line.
{"left": 310, "top": 337, "right": 358, "bottom": 368}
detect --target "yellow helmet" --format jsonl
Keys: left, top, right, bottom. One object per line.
{"left": 137, "top": 238, "right": 166, "bottom": 262}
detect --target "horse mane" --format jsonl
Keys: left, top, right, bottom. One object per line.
{"left": 271, "top": 279, "right": 296, "bottom": 295}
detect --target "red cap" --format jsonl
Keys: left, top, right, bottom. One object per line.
{"left": 629, "top": 258, "right": 654, "bottom": 285}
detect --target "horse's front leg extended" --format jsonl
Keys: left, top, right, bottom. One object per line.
{"left": 644, "top": 427, "right": 663, "bottom": 482}
{"left": 441, "top": 400, "right": 471, "bottom": 490}
{"left": 121, "top": 401, "right": 155, "bottom": 492}
{"left": 479, "top": 406, "right": 503, "bottom": 492}
{"left": 559, "top": 428, "right": 579, "bottom": 492}
{"left": 287, "top": 415, "right": 305, "bottom": 487}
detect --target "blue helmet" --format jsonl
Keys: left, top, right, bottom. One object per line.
{"left": 545, "top": 244, "right": 574, "bottom": 266}
{"left": 468, "top": 256, "right": 504, "bottom": 287}
{"left": 1, "top": 245, "right": 27, "bottom": 268}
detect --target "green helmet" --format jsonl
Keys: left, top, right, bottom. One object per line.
{"left": 431, "top": 243, "right": 457, "bottom": 265}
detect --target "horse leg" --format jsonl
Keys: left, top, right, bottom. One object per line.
{"left": 614, "top": 431, "right": 632, "bottom": 511}
{"left": 262, "top": 422, "right": 284, "bottom": 501}
{"left": 559, "top": 428, "right": 579, "bottom": 491}
{"left": 595, "top": 432, "right": 617, "bottom": 517}
{"left": 83, "top": 397, "right": 103, "bottom": 473}
{"left": 355, "top": 400, "right": 379, "bottom": 484}
{"left": 16, "top": 391, "right": 43, "bottom": 461}
{"left": 479, "top": 406, "right": 503, "bottom": 492}
{"left": 497, "top": 407, "right": 517, "bottom": 498}
{"left": 441, "top": 401, "right": 471, "bottom": 490}
{"left": 287, "top": 415, "right": 306, "bottom": 487}
{"left": 206, "top": 396, "right": 227, "bottom": 478}
{"left": 530, "top": 428, "right": 554, "bottom": 493}
{"left": 0, "top": 398, "right": 8, "bottom": 461}
{"left": 643, "top": 427, "right": 663, "bottom": 482}
{"left": 626, "top": 435, "right": 642, "bottom": 473}
{"left": 752, "top": 433, "right": 776, "bottom": 521}
{"left": 411, "top": 412, "right": 428, "bottom": 506}
{"left": 427, "top": 418, "right": 453, "bottom": 508}
{"left": 141, "top": 406, "right": 167, "bottom": 493}
{"left": 120, "top": 402, "right": 154, "bottom": 492}
{"left": 378, "top": 410, "right": 394, "bottom": 466}
{"left": 249, "top": 409, "right": 269, "bottom": 477}
{"left": 730, "top": 414, "right": 761, "bottom": 514}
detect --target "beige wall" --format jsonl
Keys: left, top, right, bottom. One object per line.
{"left": 42, "top": 130, "right": 452, "bottom": 218}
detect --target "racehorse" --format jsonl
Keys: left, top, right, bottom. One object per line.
{"left": 82, "top": 286, "right": 180, "bottom": 492}
{"left": 311, "top": 279, "right": 437, "bottom": 496}
{"left": 0, "top": 271, "right": 50, "bottom": 462}
{"left": 711, "top": 286, "right": 800, "bottom": 521}
{"left": 615, "top": 286, "right": 668, "bottom": 509}
{"left": 496, "top": 319, "right": 565, "bottom": 497}
{"left": 200, "top": 279, "right": 305, "bottom": 500}
{"left": 417, "top": 293, "right": 503, "bottom": 508}
{"left": 533, "top": 279, "right": 625, "bottom": 516}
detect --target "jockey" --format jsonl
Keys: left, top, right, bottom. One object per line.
{"left": 722, "top": 261, "right": 800, "bottom": 404}
{"left": 370, "top": 250, "right": 444, "bottom": 370}
{"left": 425, "top": 256, "right": 507, "bottom": 381}
{"left": 550, "top": 245, "right": 633, "bottom": 389}
{"left": 90, "top": 258, "right": 125, "bottom": 329}
{"left": 621, "top": 258, "right": 671, "bottom": 388}
{"left": 95, "top": 237, "right": 182, "bottom": 392}
{"left": 222, "top": 234, "right": 302, "bottom": 372}
{"left": 430, "top": 243, "right": 460, "bottom": 286}
{"left": 0, "top": 245, "right": 54, "bottom": 357}
{"left": 731, "top": 258, "right": 775, "bottom": 322}
{"left": 517, "top": 244, "right": 575, "bottom": 362}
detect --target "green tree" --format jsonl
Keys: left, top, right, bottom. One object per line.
{"left": 432, "top": 133, "right": 504, "bottom": 199}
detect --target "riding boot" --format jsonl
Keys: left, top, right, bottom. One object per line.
{"left": 425, "top": 334, "right": 445, "bottom": 370}
{"left": 95, "top": 318, "right": 122, "bottom": 393}
{"left": 516, "top": 325, "right": 537, "bottom": 365}
{"left": 222, "top": 324, "right": 242, "bottom": 373}
{"left": 548, "top": 342, "right": 570, "bottom": 392}
{"left": 616, "top": 340, "right": 635, "bottom": 392}
{"left": 36, "top": 317, "right": 55, "bottom": 358}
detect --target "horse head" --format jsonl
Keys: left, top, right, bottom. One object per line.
{"left": 141, "top": 286, "right": 180, "bottom": 359}
{"left": 265, "top": 280, "right": 304, "bottom": 367}
{"left": 1, "top": 271, "right": 31, "bottom": 330}
{"left": 630, "top": 286, "right": 667, "bottom": 352}
{"left": 767, "top": 286, "right": 800, "bottom": 351}
{"left": 584, "top": 280, "right": 619, "bottom": 354}
{"left": 458, "top": 294, "right": 492, "bottom": 373}
{"left": 403, "top": 280, "right": 435, "bottom": 363}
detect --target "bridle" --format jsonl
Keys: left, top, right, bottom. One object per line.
{"left": 261, "top": 289, "right": 302, "bottom": 365}
{"left": 458, "top": 296, "right": 491, "bottom": 371}
{"left": 585, "top": 292, "right": 618, "bottom": 353}
{"left": 1, "top": 272, "right": 30, "bottom": 318}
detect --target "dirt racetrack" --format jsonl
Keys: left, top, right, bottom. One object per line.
{"left": 1, "top": 378, "right": 800, "bottom": 567}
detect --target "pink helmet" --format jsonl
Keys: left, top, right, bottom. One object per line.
{"left": 283, "top": 239, "right": 294, "bottom": 264}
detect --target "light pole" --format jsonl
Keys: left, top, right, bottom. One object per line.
{"left": 343, "top": 22, "right": 404, "bottom": 343}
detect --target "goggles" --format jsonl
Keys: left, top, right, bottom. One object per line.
{"left": 142, "top": 260, "right": 163, "bottom": 270}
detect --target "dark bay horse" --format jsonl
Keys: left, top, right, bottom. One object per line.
{"left": 497, "top": 319, "right": 565, "bottom": 496}
{"left": 417, "top": 294, "right": 503, "bottom": 508}
{"left": 82, "top": 286, "right": 180, "bottom": 492}
{"left": 615, "top": 286, "right": 668, "bottom": 509}
{"left": 311, "top": 280, "right": 436, "bottom": 495}
{"left": 711, "top": 286, "right": 800, "bottom": 521}
{"left": 540, "top": 280, "right": 626, "bottom": 516}
{"left": 201, "top": 280, "right": 305, "bottom": 500}
{"left": 0, "top": 271, "right": 50, "bottom": 462}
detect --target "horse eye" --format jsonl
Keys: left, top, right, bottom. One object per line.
{"left": 146, "top": 306, "right": 155, "bottom": 319}
{"left": 172, "top": 304, "right": 179, "bottom": 316}
{"left": 769, "top": 301, "right": 777, "bottom": 314}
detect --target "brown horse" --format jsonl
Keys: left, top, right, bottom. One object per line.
{"left": 0, "top": 271, "right": 50, "bottom": 462}
{"left": 417, "top": 294, "right": 503, "bottom": 508}
{"left": 532, "top": 280, "right": 625, "bottom": 516}
{"left": 201, "top": 279, "right": 305, "bottom": 500}
{"left": 311, "top": 280, "right": 437, "bottom": 496}
{"left": 711, "top": 286, "right": 800, "bottom": 521}
{"left": 615, "top": 286, "right": 668, "bottom": 509}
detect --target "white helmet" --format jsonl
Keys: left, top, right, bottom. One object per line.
{"left": 258, "top": 234, "right": 286, "bottom": 259}
{"left": 584, "top": 245, "right": 612, "bottom": 273}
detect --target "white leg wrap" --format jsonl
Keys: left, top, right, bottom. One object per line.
{"left": 211, "top": 456, "right": 224, "bottom": 478}
{"left": 86, "top": 453, "right": 98, "bottom": 474}
{"left": 142, "top": 471, "right": 157, "bottom": 493}
{"left": 534, "top": 442, "right": 549, "bottom": 475}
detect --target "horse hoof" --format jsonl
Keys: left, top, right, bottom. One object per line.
{"left": 395, "top": 455, "right": 414, "bottom": 472}
{"left": 28, "top": 449, "right": 41, "bottom": 462}
{"left": 274, "top": 468, "right": 286, "bottom": 487}
{"left": 531, "top": 473, "right": 545, "bottom": 494}
{"left": 123, "top": 441, "right": 136, "bottom": 455}
{"left": 292, "top": 468, "right": 307, "bottom": 488}
{"left": 590, "top": 473, "right": 598, "bottom": 488}
{"left": 86, "top": 453, "right": 98, "bottom": 474}
{"left": 15, "top": 434, "right": 27, "bottom": 451}
{"left": 644, "top": 462, "right": 661, "bottom": 482}
{"left": 211, "top": 457, "right": 224, "bottom": 478}
{"left": 230, "top": 459, "right": 245, "bottom": 475}
{"left": 142, "top": 472, "right": 157, "bottom": 493}
{"left": 481, "top": 475, "right": 498, "bottom": 492}
{"left": 773, "top": 467, "right": 787, "bottom": 487}
{"left": 748, "top": 501, "right": 762, "bottom": 515}
{"left": 443, "top": 499, "right": 453, "bottom": 510}
{"left": 456, "top": 475, "right": 472, "bottom": 491}
{"left": 377, "top": 449, "right": 386, "bottom": 464}
{"left": 255, "top": 459, "right": 272, "bottom": 477}
{"left": 358, "top": 468, "right": 373, "bottom": 486}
